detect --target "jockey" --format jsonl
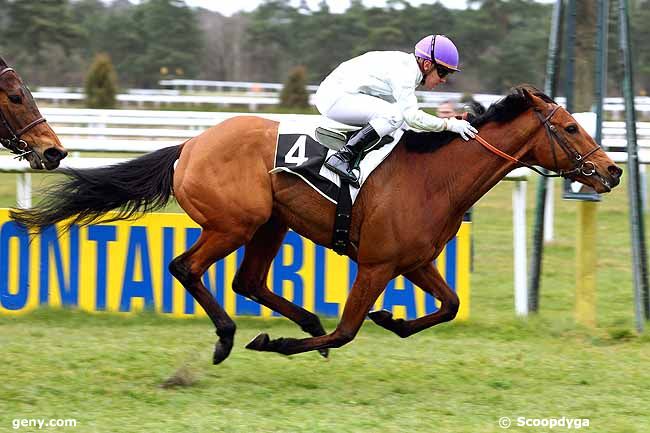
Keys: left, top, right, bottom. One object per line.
{"left": 315, "top": 34, "right": 477, "bottom": 187}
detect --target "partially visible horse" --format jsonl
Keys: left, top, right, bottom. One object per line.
{"left": 0, "top": 56, "right": 67, "bottom": 169}
{"left": 11, "top": 85, "right": 622, "bottom": 364}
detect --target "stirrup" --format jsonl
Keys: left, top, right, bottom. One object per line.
{"left": 324, "top": 147, "right": 353, "bottom": 170}
{"left": 346, "top": 169, "right": 361, "bottom": 188}
{"left": 324, "top": 158, "right": 360, "bottom": 188}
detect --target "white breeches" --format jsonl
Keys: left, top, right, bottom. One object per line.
{"left": 317, "top": 93, "right": 404, "bottom": 137}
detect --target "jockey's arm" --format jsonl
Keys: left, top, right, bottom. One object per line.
{"left": 393, "top": 84, "right": 477, "bottom": 140}
{"left": 403, "top": 105, "right": 448, "bottom": 132}
{"left": 393, "top": 85, "right": 447, "bottom": 132}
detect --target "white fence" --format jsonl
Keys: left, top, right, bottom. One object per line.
{"left": 34, "top": 83, "right": 650, "bottom": 115}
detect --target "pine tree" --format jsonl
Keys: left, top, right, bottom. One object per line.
{"left": 280, "top": 66, "right": 310, "bottom": 109}
{"left": 84, "top": 53, "right": 118, "bottom": 109}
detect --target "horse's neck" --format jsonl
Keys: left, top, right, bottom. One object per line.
{"left": 425, "top": 118, "right": 534, "bottom": 219}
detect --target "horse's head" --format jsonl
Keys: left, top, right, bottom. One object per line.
{"left": 0, "top": 56, "right": 67, "bottom": 169}
{"left": 522, "top": 87, "right": 622, "bottom": 193}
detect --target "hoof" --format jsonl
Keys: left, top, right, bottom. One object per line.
{"left": 368, "top": 309, "right": 393, "bottom": 325}
{"left": 246, "top": 333, "right": 270, "bottom": 352}
{"left": 369, "top": 309, "right": 410, "bottom": 338}
{"left": 213, "top": 338, "right": 234, "bottom": 365}
{"left": 318, "top": 348, "right": 329, "bottom": 358}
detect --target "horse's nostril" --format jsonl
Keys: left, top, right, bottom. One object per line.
{"left": 608, "top": 165, "right": 623, "bottom": 178}
{"left": 44, "top": 148, "right": 67, "bottom": 162}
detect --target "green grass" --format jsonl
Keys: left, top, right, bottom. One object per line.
{"left": 1, "top": 172, "right": 650, "bottom": 432}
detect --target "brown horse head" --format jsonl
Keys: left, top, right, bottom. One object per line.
{"left": 519, "top": 85, "right": 622, "bottom": 193}
{"left": 0, "top": 56, "right": 67, "bottom": 169}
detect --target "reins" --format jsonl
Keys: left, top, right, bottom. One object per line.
{"left": 473, "top": 105, "right": 602, "bottom": 180}
{"left": 0, "top": 67, "right": 47, "bottom": 160}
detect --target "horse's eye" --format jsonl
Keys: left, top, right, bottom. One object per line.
{"left": 565, "top": 124, "right": 578, "bottom": 134}
{"left": 8, "top": 94, "right": 22, "bottom": 104}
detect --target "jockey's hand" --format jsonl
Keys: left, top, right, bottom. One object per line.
{"left": 445, "top": 118, "right": 478, "bottom": 141}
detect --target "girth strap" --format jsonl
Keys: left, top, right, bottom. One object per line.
{"left": 332, "top": 183, "right": 353, "bottom": 255}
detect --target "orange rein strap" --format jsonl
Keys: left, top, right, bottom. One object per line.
{"left": 472, "top": 132, "right": 562, "bottom": 178}
{"left": 473, "top": 134, "right": 523, "bottom": 166}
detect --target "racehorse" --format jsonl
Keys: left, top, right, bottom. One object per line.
{"left": 0, "top": 56, "right": 67, "bottom": 169}
{"left": 10, "top": 85, "right": 622, "bottom": 364}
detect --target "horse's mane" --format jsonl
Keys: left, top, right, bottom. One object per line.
{"left": 403, "top": 84, "right": 554, "bottom": 153}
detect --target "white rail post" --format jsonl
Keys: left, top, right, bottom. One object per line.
{"left": 513, "top": 180, "right": 528, "bottom": 316}
{"left": 544, "top": 177, "right": 555, "bottom": 242}
{"left": 16, "top": 173, "right": 32, "bottom": 209}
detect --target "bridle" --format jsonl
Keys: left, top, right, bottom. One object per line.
{"left": 474, "top": 104, "right": 606, "bottom": 183}
{"left": 0, "top": 67, "right": 47, "bottom": 160}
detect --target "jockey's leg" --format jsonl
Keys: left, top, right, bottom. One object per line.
{"left": 324, "top": 124, "right": 379, "bottom": 187}
{"left": 322, "top": 93, "right": 403, "bottom": 187}
{"left": 368, "top": 263, "right": 460, "bottom": 338}
{"left": 232, "top": 216, "right": 329, "bottom": 357}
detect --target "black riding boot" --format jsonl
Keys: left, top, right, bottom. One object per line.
{"left": 324, "top": 124, "right": 380, "bottom": 188}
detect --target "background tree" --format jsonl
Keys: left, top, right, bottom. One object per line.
{"left": 2, "top": 0, "right": 82, "bottom": 84}
{"left": 280, "top": 66, "right": 310, "bottom": 109}
{"left": 129, "top": 0, "right": 203, "bottom": 87}
{"left": 246, "top": 0, "right": 301, "bottom": 82}
{"left": 198, "top": 11, "right": 249, "bottom": 80}
{"left": 84, "top": 53, "right": 118, "bottom": 109}
{"left": 71, "top": 0, "right": 108, "bottom": 59}
{"left": 0, "top": 0, "right": 8, "bottom": 37}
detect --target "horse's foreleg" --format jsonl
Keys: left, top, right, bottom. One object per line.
{"left": 233, "top": 217, "right": 329, "bottom": 356}
{"left": 169, "top": 229, "right": 249, "bottom": 364}
{"left": 246, "top": 264, "right": 394, "bottom": 356}
{"left": 368, "top": 263, "right": 459, "bottom": 338}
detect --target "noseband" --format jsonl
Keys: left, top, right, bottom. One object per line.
{"left": 0, "top": 67, "right": 47, "bottom": 160}
{"left": 474, "top": 104, "right": 604, "bottom": 181}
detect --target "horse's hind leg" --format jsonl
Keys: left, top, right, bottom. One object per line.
{"left": 368, "top": 263, "right": 459, "bottom": 338}
{"left": 169, "top": 229, "right": 250, "bottom": 364}
{"left": 232, "top": 216, "right": 329, "bottom": 357}
{"left": 246, "top": 264, "right": 394, "bottom": 356}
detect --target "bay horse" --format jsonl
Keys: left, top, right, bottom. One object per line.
{"left": 0, "top": 56, "right": 67, "bottom": 169}
{"left": 10, "top": 85, "right": 622, "bottom": 364}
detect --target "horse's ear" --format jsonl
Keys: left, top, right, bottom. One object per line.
{"left": 0, "top": 56, "right": 7, "bottom": 68}
{"left": 520, "top": 86, "right": 547, "bottom": 110}
{"left": 520, "top": 86, "right": 535, "bottom": 103}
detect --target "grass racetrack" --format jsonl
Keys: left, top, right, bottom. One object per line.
{"left": 1, "top": 172, "right": 650, "bottom": 432}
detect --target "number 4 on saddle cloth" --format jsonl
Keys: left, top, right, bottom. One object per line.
{"left": 270, "top": 122, "right": 403, "bottom": 204}
{"left": 271, "top": 121, "right": 404, "bottom": 254}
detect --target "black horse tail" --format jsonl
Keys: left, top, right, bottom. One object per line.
{"left": 10, "top": 145, "right": 183, "bottom": 231}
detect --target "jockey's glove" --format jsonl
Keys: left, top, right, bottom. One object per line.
{"left": 445, "top": 118, "right": 478, "bottom": 141}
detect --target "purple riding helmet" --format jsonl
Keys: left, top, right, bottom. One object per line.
{"left": 414, "top": 35, "right": 461, "bottom": 71}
